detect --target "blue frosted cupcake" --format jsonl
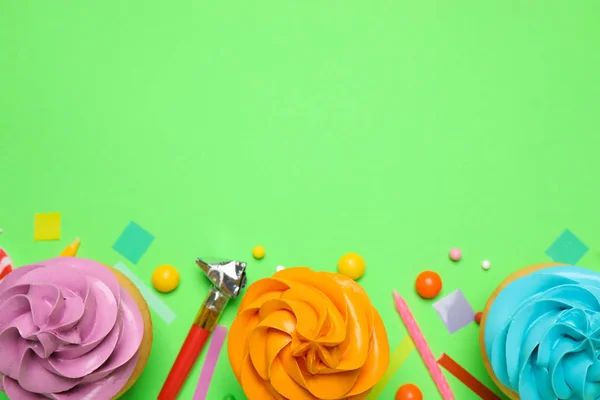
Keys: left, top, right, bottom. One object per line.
{"left": 480, "top": 263, "right": 600, "bottom": 400}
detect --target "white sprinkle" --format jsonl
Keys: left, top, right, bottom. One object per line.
{"left": 481, "top": 260, "right": 491, "bottom": 270}
{"left": 0, "top": 228, "right": 3, "bottom": 233}
{"left": 276, "top": 265, "right": 285, "bottom": 272}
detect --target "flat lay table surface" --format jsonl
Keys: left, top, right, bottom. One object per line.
{"left": 1, "top": 1, "right": 600, "bottom": 399}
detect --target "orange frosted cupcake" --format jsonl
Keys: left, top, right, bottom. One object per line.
{"left": 228, "top": 267, "right": 389, "bottom": 400}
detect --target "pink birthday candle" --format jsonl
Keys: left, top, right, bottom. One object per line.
{"left": 393, "top": 290, "right": 455, "bottom": 400}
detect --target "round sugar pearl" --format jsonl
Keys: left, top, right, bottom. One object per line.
{"left": 449, "top": 248, "right": 462, "bottom": 261}
{"left": 276, "top": 265, "right": 285, "bottom": 272}
{"left": 481, "top": 260, "right": 491, "bottom": 270}
{"left": 151, "top": 264, "right": 180, "bottom": 293}
{"left": 475, "top": 312, "right": 482, "bottom": 324}
{"left": 395, "top": 383, "right": 423, "bottom": 400}
{"left": 338, "top": 252, "right": 366, "bottom": 280}
{"left": 415, "top": 271, "right": 442, "bottom": 299}
{"left": 252, "top": 245, "right": 265, "bottom": 259}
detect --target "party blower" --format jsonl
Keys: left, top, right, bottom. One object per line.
{"left": 158, "top": 259, "right": 247, "bottom": 400}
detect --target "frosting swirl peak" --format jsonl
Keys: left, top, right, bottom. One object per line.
{"left": 0, "top": 257, "right": 144, "bottom": 399}
{"left": 484, "top": 266, "right": 600, "bottom": 400}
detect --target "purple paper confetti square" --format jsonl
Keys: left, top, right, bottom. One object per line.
{"left": 433, "top": 289, "right": 475, "bottom": 334}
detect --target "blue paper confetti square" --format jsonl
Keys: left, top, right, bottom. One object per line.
{"left": 112, "top": 221, "right": 155, "bottom": 264}
{"left": 545, "top": 229, "right": 589, "bottom": 265}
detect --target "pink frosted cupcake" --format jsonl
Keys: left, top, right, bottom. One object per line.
{"left": 0, "top": 257, "right": 153, "bottom": 399}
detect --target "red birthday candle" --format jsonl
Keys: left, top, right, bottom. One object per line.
{"left": 0, "top": 247, "right": 13, "bottom": 280}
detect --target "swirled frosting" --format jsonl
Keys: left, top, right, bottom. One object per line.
{"left": 0, "top": 257, "right": 144, "bottom": 400}
{"left": 228, "top": 267, "right": 389, "bottom": 400}
{"left": 484, "top": 266, "right": 600, "bottom": 400}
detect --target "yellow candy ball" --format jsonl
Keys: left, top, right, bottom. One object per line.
{"left": 252, "top": 245, "right": 265, "bottom": 259}
{"left": 151, "top": 264, "right": 180, "bottom": 293}
{"left": 337, "top": 252, "right": 366, "bottom": 280}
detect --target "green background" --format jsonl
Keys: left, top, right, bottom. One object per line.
{"left": 1, "top": 1, "right": 600, "bottom": 399}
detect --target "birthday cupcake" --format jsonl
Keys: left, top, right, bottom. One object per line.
{"left": 0, "top": 257, "right": 153, "bottom": 399}
{"left": 480, "top": 262, "right": 600, "bottom": 400}
{"left": 228, "top": 267, "right": 389, "bottom": 400}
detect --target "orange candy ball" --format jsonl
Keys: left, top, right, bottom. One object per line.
{"left": 415, "top": 270, "right": 442, "bottom": 299}
{"left": 396, "top": 383, "right": 423, "bottom": 400}
{"left": 475, "top": 311, "right": 483, "bottom": 324}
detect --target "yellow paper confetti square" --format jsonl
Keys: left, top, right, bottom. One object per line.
{"left": 34, "top": 213, "right": 61, "bottom": 241}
